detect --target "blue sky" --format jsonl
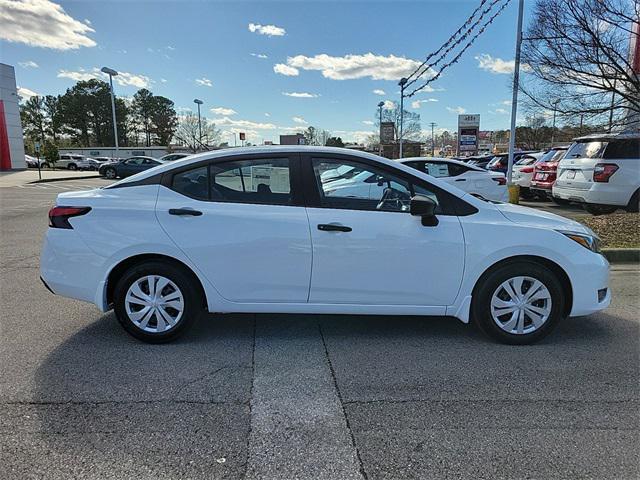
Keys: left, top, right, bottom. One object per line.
{"left": 1, "top": 0, "right": 534, "bottom": 144}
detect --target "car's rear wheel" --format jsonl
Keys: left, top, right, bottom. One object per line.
{"left": 552, "top": 196, "right": 570, "bottom": 205}
{"left": 472, "top": 261, "right": 565, "bottom": 345}
{"left": 68, "top": 163, "right": 77, "bottom": 170}
{"left": 104, "top": 167, "right": 117, "bottom": 179}
{"left": 113, "top": 261, "right": 202, "bottom": 343}
{"left": 584, "top": 203, "right": 617, "bottom": 215}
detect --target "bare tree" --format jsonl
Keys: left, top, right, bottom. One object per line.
{"left": 174, "top": 113, "right": 221, "bottom": 152}
{"left": 522, "top": 0, "right": 639, "bottom": 130}
{"left": 374, "top": 102, "right": 422, "bottom": 141}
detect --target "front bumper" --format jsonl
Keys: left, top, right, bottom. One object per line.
{"left": 568, "top": 252, "right": 611, "bottom": 317}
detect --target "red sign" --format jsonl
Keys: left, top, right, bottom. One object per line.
{"left": 239, "top": 132, "right": 246, "bottom": 141}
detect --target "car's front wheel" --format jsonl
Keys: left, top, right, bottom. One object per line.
{"left": 103, "top": 167, "right": 117, "bottom": 179}
{"left": 472, "top": 261, "right": 565, "bottom": 345}
{"left": 113, "top": 261, "right": 202, "bottom": 343}
{"left": 68, "top": 163, "right": 77, "bottom": 170}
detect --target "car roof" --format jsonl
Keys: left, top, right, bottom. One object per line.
{"left": 574, "top": 132, "right": 640, "bottom": 141}
{"left": 399, "top": 156, "right": 484, "bottom": 171}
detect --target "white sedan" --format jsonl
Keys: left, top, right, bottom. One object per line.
{"left": 399, "top": 157, "right": 509, "bottom": 202}
{"left": 41, "top": 147, "right": 610, "bottom": 345}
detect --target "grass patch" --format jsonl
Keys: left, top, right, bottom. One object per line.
{"left": 579, "top": 213, "right": 640, "bottom": 248}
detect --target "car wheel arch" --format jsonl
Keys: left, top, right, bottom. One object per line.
{"left": 471, "top": 255, "right": 573, "bottom": 318}
{"left": 105, "top": 253, "right": 208, "bottom": 310}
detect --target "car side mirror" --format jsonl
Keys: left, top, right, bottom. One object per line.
{"left": 410, "top": 195, "right": 439, "bottom": 226}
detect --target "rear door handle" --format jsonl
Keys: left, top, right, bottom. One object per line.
{"left": 455, "top": 178, "right": 466, "bottom": 182}
{"left": 169, "top": 208, "right": 203, "bottom": 216}
{"left": 318, "top": 223, "right": 352, "bottom": 232}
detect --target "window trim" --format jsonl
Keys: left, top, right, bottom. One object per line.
{"left": 162, "top": 152, "right": 305, "bottom": 207}
{"left": 300, "top": 153, "right": 465, "bottom": 216}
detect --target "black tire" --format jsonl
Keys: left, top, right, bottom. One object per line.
{"left": 552, "top": 196, "right": 570, "bottom": 205}
{"left": 68, "top": 163, "right": 77, "bottom": 170}
{"left": 472, "top": 261, "right": 565, "bottom": 345}
{"left": 519, "top": 188, "right": 534, "bottom": 200}
{"left": 104, "top": 167, "right": 117, "bottom": 179}
{"left": 626, "top": 190, "right": 639, "bottom": 213}
{"left": 584, "top": 203, "right": 617, "bottom": 215}
{"left": 113, "top": 260, "right": 202, "bottom": 343}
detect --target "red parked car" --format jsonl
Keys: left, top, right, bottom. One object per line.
{"left": 529, "top": 147, "right": 569, "bottom": 202}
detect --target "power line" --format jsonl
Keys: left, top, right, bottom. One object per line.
{"left": 405, "top": 0, "right": 492, "bottom": 84}
{"left": 407, "top": 0, "right": 512, "bottom": 97}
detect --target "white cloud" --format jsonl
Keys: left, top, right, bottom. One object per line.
{"left": 0, "top": 0, "right": 96, "bottom": 50}
{"left": 273, "top": 63, "right": 299, "bottom": 76}
{"left": 292, "top": 116, "right": 307, "bottom": 124}
{"left": 372, "top": 89, "right": 386, "bottom": 95}
{"left": 195, "top": 77, "right": 213, "bottom": 87}
{"left": 210, "top": 106, "right": 237, "bottom": 116}
{"left": 248, "top": 22, "right": 286, "bottom": 37}
{"left": 83, "top": 18, "right": 91, "bottom": 25}
{"left": 18, "top": 60, "right": 39, "bottom": 68}
{"left": 285, "top": 53, "right": 427, "bottom": 81}
{"left": 279, "top": 126, "right": 306, "bottom": 134}
{"left": 250, "top": 53, "right": 268, "bottom": 59}
{"left": 475, "top": 54, "right": 531, "bottom": 74}
{"left": 57, "top": 68, "right": 153, "bottom": 88}
{"left": 362, "top": 120, "right": 374, "bottom": 125}
{"left": 264, "top": 112, "right": 271, "bottom": 117}
{"left": 17, "top": 86, "right": 38, "bottom": 100}
{"left": 213, "top": 117, "right": 276, "bottom": 130}
{"left": 501, "top": 100, "right": 512, "bottom": 105}
{"left": 382, "top": 100, "right": 395, "bottom": 109}
{"left": 411, "top": 98, "right": 438, "bottom": 108}
{"left": 282, "top": 91, "right": 319, "bottom": 98}
{"left": 166, "top": 45, "right": 175, "bottom": 51}
{"left": 494, "top": 108, "right": 509, "bottom": 114}
{"left": 446, "top": 106, "right": 467, "bottom": 114}
{"left": 160, "top": 78, "right": 167, "bottom": 83}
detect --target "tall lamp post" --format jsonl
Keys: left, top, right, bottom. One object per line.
{"left": 506, "top": 0, "right": 524, "bottom": 203}
{"left": 193, "top": 99, "right": 204, "bottom": 149}
{"left": 377, "top": 101, "right": 384, "bottom": 155}
{"left": 429, "top": 122, "right": 437, "bottom": 156}
{"left": 550, "top": 99, "right": 560, "bottom": 147}
{"left": 101, "top": 67, "right": 119, "bottom": 159}
{"left": 398, "top": 77, "right": 408, "bottom": 158}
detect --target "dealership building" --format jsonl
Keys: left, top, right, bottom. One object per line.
{"left": 0, "top": 63, "right": 26, "bottom": 170}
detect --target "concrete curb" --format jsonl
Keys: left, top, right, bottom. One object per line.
{"left": 29, "top": 174, "right": 102, "bottom": 184}
{"left": 602, "top": 248, "right": 640, "bottom": 264}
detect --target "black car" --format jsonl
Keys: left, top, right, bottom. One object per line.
{"left": 99, "top": 156, "right": 163, "bottom": 179}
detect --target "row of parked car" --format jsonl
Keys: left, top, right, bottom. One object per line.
{"left": 458, "top": 132, "right": 639, "bottom": 214}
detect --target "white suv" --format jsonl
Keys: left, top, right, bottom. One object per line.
{"left": 56, "top": 154, "right": 86, "bottom": 170}
{"left": 553, "top": 133, "right": 640, "bottom": 214}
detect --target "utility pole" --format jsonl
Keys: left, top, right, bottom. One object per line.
{"left": 429, "top": 122, "right": 437, "bottom": 156}
{"left": 506, "top": 0, "right": 524, "bottom": 201}
{"left": 608, "top": 77, "right": 617, "bottom": 132}
{"left": 550, "top": 99, "right": 560, "bottom": 147}
{"left": 398, "top": 77, "right": 408, "bottom": 159}
{"left": 377, "top": 101, "right": 384, "bottom": 155}
{"left": 193, "top": 99, "right": 203, "bottom": 150}
{"left": 101, "top": 67, "right": 119, "bottom": 159}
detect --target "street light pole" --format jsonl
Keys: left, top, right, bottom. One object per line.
{"left": 398, "top": 77, "right": 408, "bottom": 158}
{"left": 101, "top": 67, "right": 119, "bottom": 159}
{"left": 550, "top": 99, "right": 560, "bottom": 147}
{"left": 377, "top": 101, "right": 384, "bottom": 155}
{"left": 429, "top": 122, "right": 437, "bottom": 156}
{"left": 193, "top": 99, "right": 203, "bottom": 150}
{"left": 506, "top": 0, "right": 524, "bottom": 199}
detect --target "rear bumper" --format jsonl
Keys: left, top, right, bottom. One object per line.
{"left": 553, "top": 184, "right": 631, "bottom": 206}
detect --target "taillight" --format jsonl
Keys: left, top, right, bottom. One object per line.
{"left": 48, "top": 206, "right": 91, "bottom": 229}
{"left": 520, "top": 166, "right": 534, "bottom": 173}
{"left": 593, "top": 163, "right": 619, "bottom": 182}
{"left": 492, "top": 176, "right": 506, "bottom": 185}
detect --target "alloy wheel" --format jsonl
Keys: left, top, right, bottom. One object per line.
{"left": 124, "top": 275, "right": 184, "bottom": 333}
{"left": 490, "top": 276, "right": 552, "bottom": 335}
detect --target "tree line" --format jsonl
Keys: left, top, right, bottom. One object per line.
{"left": 20, "top": 79, "right": 181, "bottom": 157}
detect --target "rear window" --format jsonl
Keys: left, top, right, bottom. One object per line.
{"left": 603, "top": 139, "right": 640, "bottom": 159}
{"left": 565, "top": 141, "right": 607, "bottom": 160}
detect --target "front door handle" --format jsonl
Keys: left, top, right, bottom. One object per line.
{"left": 455, "top": 178, "right": 466, "bottom": 182}
{"left": 169, "top": 208, "right": 203, "bottom": 216}
{"left": 318, "top": 223, "right": 352, "bottom": 232}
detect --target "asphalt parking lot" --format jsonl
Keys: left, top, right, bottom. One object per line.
{"left": 1, "top": 178, "right": 638, "bottom": 479}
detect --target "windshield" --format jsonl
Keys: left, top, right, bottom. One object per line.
{"left": 565, "top": 141, "right": 607, "bottom": 159}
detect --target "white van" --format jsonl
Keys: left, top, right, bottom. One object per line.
{"left": 553, "top": 133, "right": 639, "bottom": 214}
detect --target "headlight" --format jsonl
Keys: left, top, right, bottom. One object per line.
{"left": 558, "top": 230, "right": 601, "bottom": 253}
